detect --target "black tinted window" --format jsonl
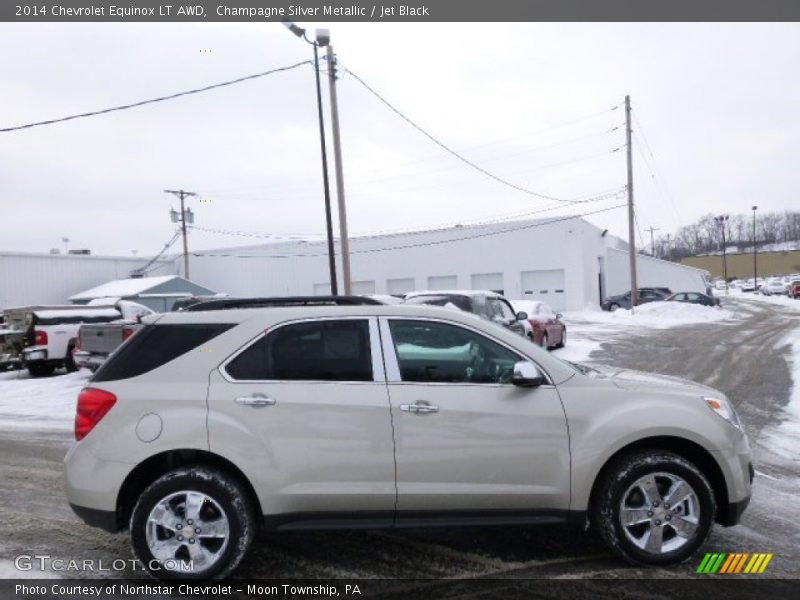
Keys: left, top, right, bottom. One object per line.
{"left": 226, "top": 320, "right": 372, "bottom": 382}
{"left": 93, "top": 324, "right": 234, "bottom": 382}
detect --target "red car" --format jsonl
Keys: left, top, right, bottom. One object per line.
{"left": 790, "top": 279, "right": 800, "bottom": 299}
{"left": 514, "top": 301, "right": 567, "bottom": 349}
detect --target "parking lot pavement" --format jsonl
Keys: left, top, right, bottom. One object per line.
{"left": 0, "top": 297, "right": 797, "bottom": 585}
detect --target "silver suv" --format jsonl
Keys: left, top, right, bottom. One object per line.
{"left": 64, "top": 297, "right": 752, "bottom": 580}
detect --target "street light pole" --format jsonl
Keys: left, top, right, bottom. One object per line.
{"left": 752, "top": 205, "right": 758, "bottom": 288}
{"left": 284, "top": 21, "right": 338, "bottom": 295}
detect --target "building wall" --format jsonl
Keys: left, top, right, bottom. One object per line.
{"left": 681, "top": 250, "right": 800, "bottom": 279}
{"left": 607, "top": 249, "right": 709, "bottom": 296}
{"left": 0, "top": 253, "right": 177, "bottom": 310}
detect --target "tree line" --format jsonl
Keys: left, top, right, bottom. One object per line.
{"left": 653, "top": 210, "right": 800, "bottom": 260}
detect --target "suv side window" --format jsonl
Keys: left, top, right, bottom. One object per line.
{"left": 226, "top": 319, "right": 373, "bottom": 382}
{"left": 388, "top": 320, "right": 520, "bottom": 384}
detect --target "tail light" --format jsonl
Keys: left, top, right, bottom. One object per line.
{"left": 75, "top": 388, "right": 117, "bottom": 441}
{"left": 122, "top": 328, "right": 134, "bottom": 341}
{"left": 34, "top": 330, "right": 48, "bottom": 346}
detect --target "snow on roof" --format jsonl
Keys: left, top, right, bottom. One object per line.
{"left": 404, "top": 290, "right": 504, "bottom": 299}
{"left": 69, "top": 276, "right": 179, "bottom": 300}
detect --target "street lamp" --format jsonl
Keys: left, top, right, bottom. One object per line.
{"left": 752, "top": 206, "right": 758, "bottom": 290}
{"left": 714, "top": 215, "right": 729, "bottom": 293}
{"left": 283, "top": 20, "right": 338, "bottom": 296}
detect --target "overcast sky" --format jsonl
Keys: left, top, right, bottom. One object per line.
{"left": 1, "top": 22, "right": 798, "bottom": 257}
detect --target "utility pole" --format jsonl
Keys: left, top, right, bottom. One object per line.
{"left": 165, "top": 189, "right": 197, "bottom": 280}
{"left": 714, "top": 214, "right": 729, "bottom": 293}
{"left": 625, "top": 95, "right": 638, "bottom": 310}
{"left": 326, "top": 44, "right": 352, "bottom": 295}
{"left": 665, "top": 233, "right": 672, "bottom": 260}
{"left": 646, "top": 226, "right": 660, "bottom": 257}
{"left": 752, "top": 205, "right": 758, "bottom": 287}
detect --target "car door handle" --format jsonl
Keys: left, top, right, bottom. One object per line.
{"left": 400, "top": 401, "right": 439, "bottom": 414}
{"left": 235, "top": 395, "right": 276, "bottom": 407}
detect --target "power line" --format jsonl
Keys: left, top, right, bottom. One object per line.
{"left": 131, "top": 229, "right": 182, "bottom": 277}
{"left": 0, "top": 61, "right": 311, "bottom": 133}
{"left": 191, "top": 204, "right": 627, "bottom": 259}
{"left": 190, "top": 188, "right": 627, "bottom": 242}
{"left": 344, "top": 66, "right": 619, "bottom": 205}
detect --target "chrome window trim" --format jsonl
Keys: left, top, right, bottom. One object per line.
{"left": 379, "top": 316, "right": 555, "bottom": 386}
{"left": 218, "top": 316, "right": 383, "bottom": 384}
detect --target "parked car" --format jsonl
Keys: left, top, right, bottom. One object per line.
{"left": 666, "top": 292, "right": 720, "bottom": 307}
{"left": 601, "top": 288, "right": 671, "bottom": 311}
{"left": 73, "top": 301, "right": 155, "bottom": 372}
{"left": 789, "top": 279, "right": 800, "bottom": 299}
{"left": 760, "top": 279, "right": 788, "bottom": 296}
{"left": 513, "top": 300, "right": 566, "bottom": 349}
{"left": 403, "top": 290, "right": 529, "bottom": 337}
{"left": 2, "top": 304, "right": 123, "bottom": 377}
{"left": 64, "top": 296, "right": 752, "bottom": 580}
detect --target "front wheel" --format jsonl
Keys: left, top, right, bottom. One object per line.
{"left": 130, "top": 467, "right": 256, "bottom": 581}
{"left": 609, "top": 303, "right": 620, "bottom": 312}
{"left": 592, "top": 451, "right": 715, "bottom": 565}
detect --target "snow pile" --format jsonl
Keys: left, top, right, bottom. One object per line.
{"left": 608, "top": 301, "right": 735, "bottom": 328}
{"left": 0, "top": 370, "right": 90, "bottom": 430}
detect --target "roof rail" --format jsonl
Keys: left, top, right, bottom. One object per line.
{"left": 185, "top": 296, "right": 384, "bottom": 311}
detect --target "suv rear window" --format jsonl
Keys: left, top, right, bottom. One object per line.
{"left": 225, "top": 320, "right": 372, "bottom": 382}
{"left": 93, "top": 323, "right": 234, "bottom": 382}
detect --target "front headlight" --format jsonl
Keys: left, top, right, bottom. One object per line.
{"left": 704, "top": 396, "right": 743, "bottom": 430}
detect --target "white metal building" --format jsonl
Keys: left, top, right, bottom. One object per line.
{"left": 188, "top": 216, "right": 709, "bottom": 312}
{"left": 0, "top": 252, "right": 177, "bottom": 310}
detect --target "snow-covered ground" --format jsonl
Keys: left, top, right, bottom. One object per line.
{"left": 0, "top": 369, "right": 90, "bottom": 431}
{"left": 512, "top": 300, "right": 738, "bottom": 363}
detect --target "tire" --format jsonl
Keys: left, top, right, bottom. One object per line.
{"left": 28, "top": 363, "right": 56, "bottom": 378}
{"left": 541, "top": 333, "right": 548, "bottom": 349}
{"left": 130, "top": 467, "right": 256, "bottom": 581}
{"left": 592, "top": 451, "right": 715, "bottom": 566}
{"left": 609, "top": 303, "right": 620, "bottom": 312}
{"left": 64, "top": 345, "right": 78, "bottom": 373}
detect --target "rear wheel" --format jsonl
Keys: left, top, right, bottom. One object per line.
{"left": 130, "top": 467, "right": 256, "bottom": 581}
{"left": 64, "top": 344, "right": 78, "bottom": 373}
{"left": 592, "top": 451, "right": 715, "bottom": 565}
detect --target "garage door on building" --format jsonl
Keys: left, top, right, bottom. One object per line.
{"left": 470, "top": 272, "right": 504, "bottom": 294}
{"left": 520, "top": 269, "right": 566, "bottom": 311}
{"left": 313, "top": 283, "right": 330, "bottom": 296}
{"left": 351, "top": 280, "right": 376, "bottom": 295}
{"left": 387, "top": 277, "right": 415, "bottom": 295}
{"left": 427, "top": 275, "right": 458, "bottom": 290}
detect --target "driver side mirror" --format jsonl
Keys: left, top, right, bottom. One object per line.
{"left": 511, "top": 361, "right": 545, "bottom": 387}
{"left": 515, "top": 311, "right": 528, "bottom": 321}
{"left": 555, "top": 312, "right": 563, "bottom": 319}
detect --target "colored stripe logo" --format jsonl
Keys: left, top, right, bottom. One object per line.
{"left": 697, "top": 552, "right": 773, "bottom": 574}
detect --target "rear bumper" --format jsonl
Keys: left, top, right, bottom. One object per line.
{"left": 73, "top": 351, "right": 107, "bottom": 370}
{"left": 69, "top": 503, "right": 119, "bottom": 533}
{"left": 23, "top": 348, "right": 48, "bottom": 362}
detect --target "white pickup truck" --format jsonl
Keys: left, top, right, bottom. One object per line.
{"left": 1, "top": 304, "right": 128, "bottom": 377}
